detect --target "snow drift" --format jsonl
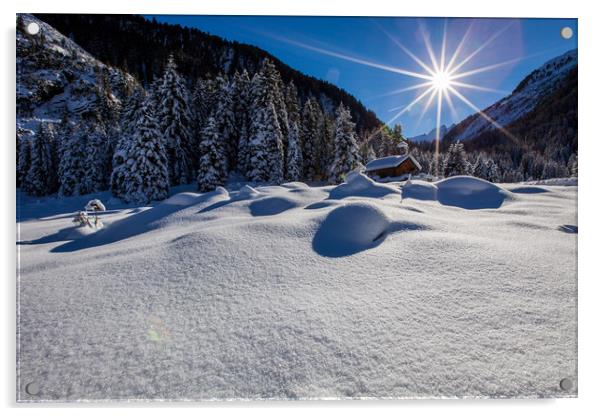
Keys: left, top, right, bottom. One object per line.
{"left": 17, "top": 179, "right": 577, "bottom": 400}
{"left": 312, "top": 202, "right": 391, "bottom": 257}
{"left": 329, "top": 172, "right": 399, "bottom": 200}
{"left": 404, "top": 176, "right": 513, "bottom": 209}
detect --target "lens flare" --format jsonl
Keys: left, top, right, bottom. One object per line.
{"left": 265, "top": 19, "right": 538, "bottom": 177}
{"left": 431, "top": 70, "right": 452, "bottom": 91}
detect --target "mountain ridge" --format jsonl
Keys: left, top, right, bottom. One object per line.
{"left": 33, "top": 13, "right": 381, "bottom": 133}
{"left": 445, "top": 49, "right": 577, "bottom": 144}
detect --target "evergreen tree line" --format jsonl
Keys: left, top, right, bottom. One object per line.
{"left": 34, "top": 13, "right": 380, "bottom": 133}
{"left": 408, "top": 142, "right": 577, "bottom": 182}
{"left": 18, "top": 57, "right": 363, "bottom": 202}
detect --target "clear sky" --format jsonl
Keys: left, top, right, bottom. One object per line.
{"left": 146, "top": 15, "right": 577, "bottom": 137}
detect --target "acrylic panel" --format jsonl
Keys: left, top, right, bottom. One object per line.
{"left": 16, "top": 13, "right": 578, "bottom": 401}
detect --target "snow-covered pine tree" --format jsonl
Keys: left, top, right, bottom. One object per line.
{"left": 443, "top": 142, "right": 469, "bottom": 177}
{"left": 261, "top": 59, "right": 289, "bottom": 143}
{"left": 17, "top": 136, "right": 32, "bottom": 192}
{"left": 58, "top": 123, "right": 88, "bottom": 196}
{"left": 329, "top": 103, "right": 361, "bottom": 184}
{"left": 192, "top": 76, "right": 219, "bottom": 129}
{"left": 472, "top": 153, "right": 489, "bottom": 179}
{"left": 197, "top": 116, "right": 227, "bottom": 192}
{"left": 110, "top": 136, "right": 129, "bottom": 199}
{"left": 111, "top": 88, "right": 145, "bottom": 198}
{"left": 247, "top": 71, "right": 284, "bottom": 183}
{"left": 81, "top": 124, "right": 111, "bottom": 194}
{"left": 285, "top": 80, "right": 301, "bottom": 127}
{"left": 27, "top": 123, "right": 59, "bottom": 196}
{"left": 360, "top": 141, "right": 376, "bottom": 165}
{"left": 120, "top": 88, "right": 145, "bottom": 135}
{"left": 214, "top": 75, "right": 238, "bottom": 171}
{"left": 300, "top": 96, "right": 322, "bottom": 180}
{"left": 121, "top": 97, "right": 170, "bottom": 203}
{"left": 157, "top": 55, "right": 194, "bottom": 185}
{"left": 485, "top": 159, "right": 501, "bottom": 182}
{"left": 318, "top": 114, "right": 335, "bottom": 177}
{"left": 285, "top": 121, "right": 303, "bottom": 182}
{"left": 232, "top": 70, "right": 252, "bottom": 177}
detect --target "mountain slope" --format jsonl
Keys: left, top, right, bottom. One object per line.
{"left": 440, "top": 50, "right": 577, "bottom": 161}
{"left": 16, "top": 14, "right": 138, "bottom": 136}
{"left": 34, "top": 13, "right": 381, "bottom": 132}
{"left": 448, "top": 49, "right": 577, "bottom": 143}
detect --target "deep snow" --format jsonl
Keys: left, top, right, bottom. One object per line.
{"left": 16, "top": 174, "right": 577, "bottom": 400}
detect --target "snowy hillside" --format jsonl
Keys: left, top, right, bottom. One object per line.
{"left": 16, "top": 14, "right": 137, "bottom": 137}
{"left": 17, "top": 174, "right": 577, "bottom": 400}
{"left": 451, "top": 49, "right": 577, "bottom": 141}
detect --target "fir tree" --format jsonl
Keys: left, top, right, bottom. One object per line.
{"left": 111, "top": 88, "right": 146, "bottom": 198}
{"left": 486, "top": 159, "right": 501, "bottom": 182}
{"left": 232, "top": 71, "right": 252, "bottom": 176}
{"left": 284, "top": 80, "right": 301, "bottom": 127}
{"left": 285, "top": 121, "right": 303, "bottom": 182}
{"left": 329, "top": 103, "right": 361, "bottom": 184}
{"left": 110, "top": 138, "right": 130, "bottom": 199}
{"left": 157, "top": 55, "right": 194, "bottom": 185}
{"left": 261, "top": 59, "right": 289, "bottom": 142}
{"left": 318, "top": 114, "right": 335, "bottom": 178}
{"left": 300, "top": 97, "right": 322, "bottom": 180}
{"left": 214, "top": 75, "right": 238, "bottom": 171}
{"left": 443, "top": 142, "right": 469, "bottom": 177}
{"left": 27, "top": 123, "right": 59, "bottom": 196}
{"left": 17, "top": 136, "right": 32, "bottom": 191}
{"left": 81, "top": 124, "right": 110, "bottom": 194}
{"left": 120, "top": 88, "right": 145, "bottom": 135}
{"left": 247, "top": 71, "right": 284, "bottom": 183}
{"left": 59, "top": 123, "right": 88, "bottom": 196}
{"left": 365, "top": 145, "right": 377, "bottom": 163}
{"left": 472, "top": 153, "right": 489, "bottom": 179}
{"left": 192, "top": 76, "right": 219, "bottom": 128}
{"left": 197, "top": 117, "right": 227, "bottom": 192}
{"left": 121, "top": 97, "right": 170, "bottom": 203}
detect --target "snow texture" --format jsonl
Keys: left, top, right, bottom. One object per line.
{"left": 17, "top": 174, "right": 576, "bottom": 401}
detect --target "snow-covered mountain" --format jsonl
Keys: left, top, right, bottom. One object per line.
{"left": 16, "top": 14, "right": 138, "bottom": 138}
{"left": 447, "top": 49, "right": 577, "bottom": 142}
{"left": 409, "top": 124, "right": 454, "bottom": 142}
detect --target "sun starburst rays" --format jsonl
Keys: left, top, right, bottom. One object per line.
{"left": 267, "top": 19, "right": 527, "bottom": 177}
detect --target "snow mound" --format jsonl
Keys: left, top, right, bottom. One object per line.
{"left": 404, "top": 176, "right": 512, "bottom": 210}
{"left": 312, "top": 202, "right": 391, "bottom": 257}
{"left": 162, "top": 192, "right": 203, "bottom": 206}
{"left": 329, "top": 172, "right": 399, "bottom": 200}
{"left": 238, "top": 185, "right": 261, "bottom": 197}
{"left": 402, "top": 181, "right": 438, "bottom": 201}
{"left": 249, "top": 196, "right": 301, "bottom": 217}
{"left": 281, "top": 182, "right": 310, "bottom": 189}
{"left": 436, "top": 176, "right": 512, "bottom": 209}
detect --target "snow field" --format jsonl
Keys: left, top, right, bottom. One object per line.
{"left": 17, "top": 174, "right": 577, "bottom": 400}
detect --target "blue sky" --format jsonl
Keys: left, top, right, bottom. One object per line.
{"left": 147, "top": 15, "right": 577, "bottom": 137}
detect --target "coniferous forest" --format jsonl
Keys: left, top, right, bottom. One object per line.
{"left": 17, "top": 14, "right": 578, "bottom": 204}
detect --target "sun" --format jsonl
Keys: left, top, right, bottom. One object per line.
{"left": 430, "top": 70, "right": 451, "bottom": 91}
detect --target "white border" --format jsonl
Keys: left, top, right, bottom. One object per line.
{"left": 3, "top": 1, "right": 601, "bottom": 415}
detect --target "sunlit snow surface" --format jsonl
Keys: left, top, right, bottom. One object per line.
{"left": 16, "top": 175, "right": 577, "bottom": 400}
